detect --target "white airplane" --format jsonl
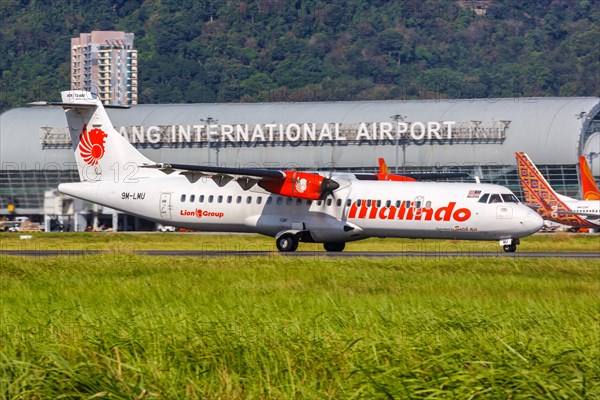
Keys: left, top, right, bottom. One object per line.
{"left": 33, "top": 91, "right": 543, "bottom": 252}
{"left": 516, "top": 152, "right": 600, "bottom": 229}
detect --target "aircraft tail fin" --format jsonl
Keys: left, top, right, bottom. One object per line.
{"left": 378, "top": 157, "right": 389, "bottom": 175}
{"left": 515, "top": 152, "right": 589, "bottom": 226}
{"left": 47, "top": 91, "right": 155, "bottom": 182}
{"left": 580, "top": 156, "right": 600, "bottom": 200}
{"left": 515, "top": 152, "right": 557, "bottom": 209}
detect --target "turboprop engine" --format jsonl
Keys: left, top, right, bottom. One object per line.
{"left": 259, "top": 171, "right": 339, "bottom": 200}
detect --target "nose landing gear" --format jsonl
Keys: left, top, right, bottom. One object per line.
{"left": 503, "top": 244, "right": 517, "bottom": 252}
{"left": 500, "top": 238, "right": 520, "bottom": 253}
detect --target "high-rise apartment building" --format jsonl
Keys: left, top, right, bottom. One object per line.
{"left": 71, "top": 31, "right": 138, "bottom": 105}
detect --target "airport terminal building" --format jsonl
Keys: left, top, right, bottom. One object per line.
{"left": 1, "top": 96, "right": 598, "bottom": 230}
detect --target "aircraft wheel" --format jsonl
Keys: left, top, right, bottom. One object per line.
{"left": 503, "top": 244, "right": 517, "bottom": 253}
{"left": 276, "top": 234, "right": 298, "bottom": 252}
{"left": 323, "top": 242, "right": 345, "bottom": 252}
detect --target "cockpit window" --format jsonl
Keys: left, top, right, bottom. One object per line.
{"left": 501, "top": 193, "right": 519, "bottom": 203}
{"left": 489, "top": 194, "right": 502, "bottom": 203}
{"left": 478, "top": 193, "right": 519, "bottom": 204}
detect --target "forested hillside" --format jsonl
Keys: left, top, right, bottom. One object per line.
{"left": 1, "top": 0, "right": 598, "bottom": 112}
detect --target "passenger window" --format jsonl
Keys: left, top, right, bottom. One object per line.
{"left": 357, "top": 199, "right": 362, "bottom": 207}
{"left": 366, "top": 200, "right": 372, "bottom": 207}
{"left": 376, "top": 200, "right": 381, "bottom": 207}
{"left": 227, "top": 195, "right": 232, "bottom": 203}
{"left": 286, "top": 198, "right": 292, "bottom": 205}
{"left": 236, "top": 196, "right": 242, "bottom": 204}
{"left": 405, "top": 200, "right": 411, "bottom": 208}
{"left": 317, "top": 200, "right": 322, "bottom": 206}
{"left": 307, "top": 200, "right": 312, "bottom": 205}
{"left": 277, "top": 197, "right": 283, "bottom": 205}
{"left": 181, "top": 194, "right": 186, "bottom": 202}
{"left": 296, "top": 199, "right": 302, "bottom": 205}
{"left": 190, "top": 194, "right": 195, "bottom": 202}
{"left": 247, "top": 196, "right": 252, "bottom": 204}
{"left": 257, "top": 197, "right": 263, "bottom": 205}
{"left": 336, "top": 199, "right": 342, "bottom": 207}
{"left": 326, "top": 198, "right": 332, "bottom": 206}
{"left": 267, "top": 197, "right": 273, "bottom": 205}
{"left": 208, "top": 195, "right": 214, "bottom": 203}
{"left": 395, "top": 200, "right": 401, "bottom": 208}
{"left": 478, "top": 194, "right": 489, "bottom": 203}
{"left": 415, "top": 201, "right": 421, "bottom": 208}
{"left": 489, "top": 194, "right": 502, "bottom": 203}
{"left": 385, "top": 200, "right": 391, "bottom": 207}
{"left": 346, "top": 199, "right": 352, "bottom": 207}
{"left": 425, "top": 201, "right": 432, "bottom": 208}
{"left": 217, "top": 195, "right": 223, "bottom": 203}
{"left": 199, "top": 195, "right": 205, "bottom": 203}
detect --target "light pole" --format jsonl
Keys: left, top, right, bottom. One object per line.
{"left": 201, "top": 117, "right": 217, "bottom": 165}
{"left": 391, "top": 114, "right": 406, "bottom": 174}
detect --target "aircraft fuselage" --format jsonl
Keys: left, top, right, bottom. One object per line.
{"left": 59, "top": 177, "right": 543, "bottom": 242}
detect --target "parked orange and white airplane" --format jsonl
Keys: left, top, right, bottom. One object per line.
{"left": 580, "top": 155, "right": 600, "bottom": 201}
{"left": 515, "top": 152, "right": 600, "bottom": 229}
{"left": 373, "top": 157, "right": 469, "bottom": 181}
{"left": 32, "top": 91, "right": 544, "bottom": 252}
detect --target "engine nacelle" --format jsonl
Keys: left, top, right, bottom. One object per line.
{"left": 259, "top": 171, "right": 339, "bottom": 200}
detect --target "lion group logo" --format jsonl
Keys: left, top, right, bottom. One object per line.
{"left": 295, "top": 178, "right": 308, "bottom": 193}
{"left": 180, "top": 208, "right": 225, "bottom": 218}
{"left": 79, "top": 124, "right": 107, "bottom": 166}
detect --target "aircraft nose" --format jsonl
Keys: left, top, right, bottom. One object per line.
{"left": 522, "top": 208, "right": 544, "bottom": 235}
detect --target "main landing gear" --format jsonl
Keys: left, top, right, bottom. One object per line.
{"left": 275, "top": 232, "right": 346, "bottom": 252}
{"left": 323, "top": 242, "right": 345, "bottom": 252}
{"left": 500, "top": 238, "right": 520, "bottom": 253}
{"left": 276, "top": 233, "right": 299, "bottom": 252}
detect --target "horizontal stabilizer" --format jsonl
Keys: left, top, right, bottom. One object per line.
{"left": 29, "top": 101, "right": 130, "bottom": 109}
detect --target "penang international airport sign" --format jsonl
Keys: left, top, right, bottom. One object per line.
{"left": 40, "top": 120, "right": 510, "bottom": 148}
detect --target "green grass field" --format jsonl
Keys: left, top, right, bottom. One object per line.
{"left": 1, "top": 231, "right": 599, "bottom": 252}
{"left": 1, "top": 243, "right": 599, "bottom": 398}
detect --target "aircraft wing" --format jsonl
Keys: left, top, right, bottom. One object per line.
{"left": 354, "top": 171, "right": 470, "bottom": 181}
{"left": 155, "top": 163, "right": 285, "bottom": 179}
{"left": 523, "top": 203, "right": 543, "bottom": 210}
{"left": 145, "top": 163, "right": 339, "bottom": 200}
{"left": 371, "top": 158, "right": 469, "bottom": 181}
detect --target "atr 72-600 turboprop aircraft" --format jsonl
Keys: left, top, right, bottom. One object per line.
{"left": 33, "top": 91, "right": 543, "bottom": 252}
{"left": 516, "top": 152, "right": 600, "bottom": 229}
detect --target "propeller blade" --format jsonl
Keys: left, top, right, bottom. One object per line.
{"left": 320, "top": 178, "right": 340, "bottom": 199}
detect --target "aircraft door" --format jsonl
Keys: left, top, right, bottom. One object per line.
{"left": 159, "top": 193, "right": 172, "bottom": 220}
{"left": 413, "top": 196, "right": 424, "bottom": 218}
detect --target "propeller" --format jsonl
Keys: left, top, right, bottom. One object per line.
{"left": 319, "top": 173, "right": 340, "bottom": 200}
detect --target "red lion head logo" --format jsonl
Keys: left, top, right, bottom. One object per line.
{"left": 78, "top": 124, "right": 107, "bottom": 166}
